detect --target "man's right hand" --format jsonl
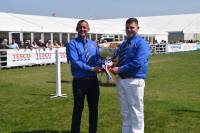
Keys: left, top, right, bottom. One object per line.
{"left": 92, "top": 67, "right": 103, "bottom": 73}
{"left": 110, "top": 67, "right": 119, "bottom": 74}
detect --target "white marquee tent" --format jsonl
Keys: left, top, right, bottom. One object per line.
{"left": 0, "top": 12, "right": 200, "bottom": 42}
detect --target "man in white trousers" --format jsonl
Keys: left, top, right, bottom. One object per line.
{"left": 110, "top": 18, "right": 150, "bottom": 133}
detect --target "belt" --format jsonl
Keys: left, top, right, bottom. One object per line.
{"left": 119, "top": 76, "right": 144, "bottom": 79}
{"left": 119, "top": 76, "right": 132, "bottom": 79}
{"left": 74, "top": 77, "right": 97, "bottom": 80}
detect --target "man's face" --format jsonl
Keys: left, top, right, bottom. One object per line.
{"left": 125, "top": 22, "right": 139, "bottom": 38}
{"left": 77, "top": 22, "right": 90, "bottom": 39}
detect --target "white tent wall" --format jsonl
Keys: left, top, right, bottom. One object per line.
{"left": 1, "top": 12, "right": 200, "bottom": 43}
{"left": 155, "top": 34, "right": 168, "bottom": 43}
{"left": 89, "top": 19, "right": 125, "bottom": 34}
{"left": 184, "top": 33, "right": 196, "bottom": 41}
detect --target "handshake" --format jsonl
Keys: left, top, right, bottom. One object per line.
{"left": 101, "top": 58, "right": 119, "bottom": 74}
{"left": 91, "top": 58, "right": 114, "bottom": 73}
{"left": 91, "top": 67, "right": 104, "bottom": 73}
{"left": 101, "top": 59, "right": 118, "bottom": 81}
{"left": 91, "top": 58, "right": 119, "bottom": 77}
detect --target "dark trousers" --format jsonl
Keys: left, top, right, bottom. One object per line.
{"left": 71, "top": 77, "right": 99, "bottom": 133}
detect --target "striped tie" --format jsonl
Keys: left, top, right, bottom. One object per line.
{"left": 83, "top": 42, "right": 92, "bottom": 65}
{"left": 118, "top": 40, "right": 130, "bottom": 66}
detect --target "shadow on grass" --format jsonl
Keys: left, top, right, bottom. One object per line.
{"left": 169, "top": 109, "right": 200, "bottom": 113}
{"left": 99, "top": 82, "right": 116, "bottom": 87}
{"left": 46, "top": 80, "right": 72, "bottom": 84}
{"left": 12, "top": 130, "right": 85, "bottom": 133}
{"left": 12, "top": 130, "right": 69, "bottom": 133}
{"left": 29, "top": 93, "right": 53, "bottom": 97}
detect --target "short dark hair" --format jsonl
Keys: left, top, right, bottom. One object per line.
{"left": 126, "top": 18, "right": 138, "bottom": 25}
{"left": 76, "top": 20, "right": 89, "bottom": 29}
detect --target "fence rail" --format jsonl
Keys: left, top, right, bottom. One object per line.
{"left": 0, "top": 48, "right": 67, "bottom": 69}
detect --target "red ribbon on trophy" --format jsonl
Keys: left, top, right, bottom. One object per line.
{"left": 102, "top": 60, "right": 114, "bottom": 82}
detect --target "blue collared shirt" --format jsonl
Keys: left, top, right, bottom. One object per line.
{"left": 117, "top": 35, "right": 150, "bottom": 79}
{"left": 66, "top": 37, "right": 101, "bottom": 78}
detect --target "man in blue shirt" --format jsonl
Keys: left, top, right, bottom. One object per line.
{"left": 110, "top": 18, "right": 150, "bottom": 133}
{"left": 67, "top": 20, "right": 102, "bottom": 133}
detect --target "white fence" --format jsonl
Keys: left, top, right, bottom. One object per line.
{"left": 166, "top": 43, "right": 197, "bottom": 53}
{"left": 151, "top": 43, "right": 200, "bottom": 54}
{"left": 0, "top": 48, "right": 67, "bottom": 68}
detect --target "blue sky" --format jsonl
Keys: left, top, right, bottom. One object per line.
{"left": 0, "top": 0, "right": 200, "bottom": 19}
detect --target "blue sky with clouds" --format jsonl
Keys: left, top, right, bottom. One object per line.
{"left": 0, "top": 0, "right": 200, "bottom": 19}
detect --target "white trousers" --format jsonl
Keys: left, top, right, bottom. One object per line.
{"left": 116, "top": 78, "right": 145, "bottom": 133}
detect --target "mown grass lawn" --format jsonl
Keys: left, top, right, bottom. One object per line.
{"left": 0, "top": 51, "right": 200, "bottom": 133}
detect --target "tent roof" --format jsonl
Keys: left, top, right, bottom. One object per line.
{"left": 0, "top": 12, "right": 200, "bottom": 35}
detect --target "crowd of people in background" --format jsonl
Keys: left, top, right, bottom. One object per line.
{"left": 0, "top": 38, "right": 65, "bottom": 50}
{"left": 0, "top": 37, "right": 119, "bottom": 50}
{"left": 1, "top": 37, "right": 198, "bottom": 50}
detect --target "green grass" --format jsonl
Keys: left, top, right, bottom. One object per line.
{"left": 0, "top": 51, "right": 200, "bottom": 133}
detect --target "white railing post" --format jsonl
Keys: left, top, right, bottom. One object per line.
{"left": 51, "top": 48, "right": 67, "bottom": 98}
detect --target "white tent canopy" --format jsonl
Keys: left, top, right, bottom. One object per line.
{"left": 0, "top": 12, "right": 200, "bottom": 35}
